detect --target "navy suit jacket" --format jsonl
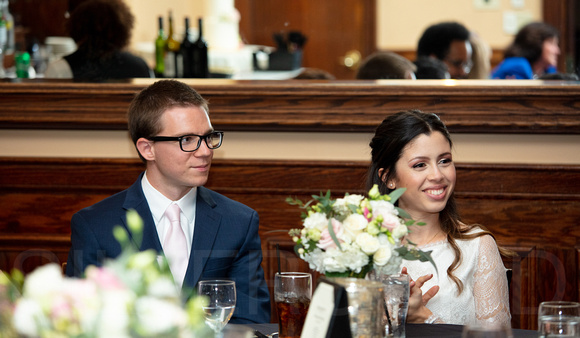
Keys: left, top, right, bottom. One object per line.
{"left": 65, "top": 174, "right": 271, "bottom": 324}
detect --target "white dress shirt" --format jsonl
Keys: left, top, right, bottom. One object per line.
{"left": 141, "top": 172, "right": 197, "bottom": 255}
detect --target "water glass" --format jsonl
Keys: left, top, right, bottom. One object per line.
{"left": 368, "top": 272, "right": 410, "bottom": 337}
{"left": 461, "top": 323, "right": 513, "bottom": 338}
{"left": 198, "top": 280, "right": 237, "bottom": 338}
{"left": 538, "top": 301, "right": 580, "bottom": 337}
{"left": 274, "top": 272, "right": 312, "bottom": 338}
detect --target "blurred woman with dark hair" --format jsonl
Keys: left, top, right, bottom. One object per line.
{"left": 45, "top": 0, "right": 152, "bottom": 81}
{"left": 491, "top": 22, "right": 560, "bottom": 79}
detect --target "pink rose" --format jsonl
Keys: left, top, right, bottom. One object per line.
{"left": 86, "top": 266, "right": 124, "bottom": 290}
{"left": 317, "top": 218, "right": 344, "bottom": 250}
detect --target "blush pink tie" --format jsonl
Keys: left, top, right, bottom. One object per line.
{"left": 163, "top": 203, "right": 188, "bottom": 286}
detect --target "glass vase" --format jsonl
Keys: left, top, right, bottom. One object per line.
{"left": 329, "top": 277, "right": 385, "bottom": 338}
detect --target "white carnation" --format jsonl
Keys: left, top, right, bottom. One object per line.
{"left": 303, "top": 212, "right": 328, "bottom": 230}
{"left": 355, "top": 233, "right": 380, "bottom": 255}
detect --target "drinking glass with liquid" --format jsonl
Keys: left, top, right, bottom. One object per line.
{"left": 538, "top": 301, "right": 580, "bottom": 337}
{"left": 198, "top": 280, "right": 236, "bottom": 337}
{"left": 275, "top": 272, "right": 312, "bottom": 338}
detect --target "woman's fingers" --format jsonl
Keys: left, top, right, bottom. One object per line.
{"left": 422, "top": 285, "right": 439, "bottom": 305}
{"left": 414, "top": 273, "right": 434, "bottom": 289}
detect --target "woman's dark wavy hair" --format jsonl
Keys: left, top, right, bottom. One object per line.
{"left": 504, "top": 22, "right": 559, "bottom": 66}
{"left": 67, "top": 0, "right": 134, "bottom": 60}
{"left": 366, "top": 110, "right": 512, "bottom": 294}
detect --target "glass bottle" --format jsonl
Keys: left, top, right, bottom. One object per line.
{"left": 191, "top": 17, "right": 209, "bottom": 78}
{"left": 163, "top": 10, "right": 180, "bottom": 78}
{"left": 180, "top": 17, "right": 194, "bottom": 78}
{"left": 154, "top": 16, "right": 165, "bottom": 78}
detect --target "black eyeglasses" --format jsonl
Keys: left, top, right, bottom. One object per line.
{"left": 148, "top": 131, "right": 224, "bottom": 152}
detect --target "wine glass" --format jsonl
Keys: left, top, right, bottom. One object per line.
{"left": 198, "top": 280, "right": 237, "bottom": 338}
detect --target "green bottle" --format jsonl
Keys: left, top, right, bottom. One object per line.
{"left": 15, "top": 51, "right": 30, "bottom": 78}
{"left": 154, "top": 16, "right": 165, "bottom": 78}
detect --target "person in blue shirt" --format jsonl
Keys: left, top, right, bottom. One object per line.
{"left": 491, "top": 22, "right": 560, "bottom": 79}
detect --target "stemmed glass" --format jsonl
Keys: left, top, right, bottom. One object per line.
{"left": 198, "top": 280, "right": 237, "bottom": 338}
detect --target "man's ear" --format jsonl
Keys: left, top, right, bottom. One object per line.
{"left": 136, "top": 138, "right": 155, "bottom": 161}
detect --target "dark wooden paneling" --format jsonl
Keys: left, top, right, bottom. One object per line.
{"left": 0, "top": 157, "right": 579, "bottom": 329}
{"left": 1, "top": 80, "right": 580, "bottom": 134}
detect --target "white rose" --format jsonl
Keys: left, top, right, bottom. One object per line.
{"left": 342, "top": 214, "right": 369, "bottom": 239}
{"left": 147, "top": 276, "right": 181, "bottom": 299}
{"left": 303, "top": 212, "right": 328, "bottom": 230}
{"left": 392, "top": 222, "right": 408, "bottom": 239}
{"left": 96, "top": 289, "right": 134, "bottom": 337}
{"left": 22, "top": 263, "right": 63, "bottom": 300}
{"left": 373, "top": 245, "right": 393, "bottom": 266}
{"left": 355, "top": 233, "right": 380, "bottom": 255}
{"left": 12, "top": 298, "right": 44, "bottom": 336}
{"left": 134, "top": 297, "right": 187, "bottom": 335}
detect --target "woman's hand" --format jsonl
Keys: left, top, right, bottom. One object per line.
{"left": 401, "top": 267, "right": 440, "bottom": 323}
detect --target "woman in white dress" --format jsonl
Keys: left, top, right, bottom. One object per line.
{"left": 366, "top": 110, "right": 512, "bottom": 326}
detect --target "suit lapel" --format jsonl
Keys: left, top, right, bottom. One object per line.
{"left": 184, "top": 187, "right": 221, "bottom": 289}
{"left": 122, "top": 173, "right": 163, "bottom": 252}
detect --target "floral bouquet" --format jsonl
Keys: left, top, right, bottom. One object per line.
{"left": 287, "top": 184, "right": 436, "bottom": 278}
{"left": 0, "top": 210, "right": 211, "bottom": 338}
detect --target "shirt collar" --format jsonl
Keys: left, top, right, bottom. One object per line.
{"left": 141, "top": 172, "right": 197, "bottom": 224}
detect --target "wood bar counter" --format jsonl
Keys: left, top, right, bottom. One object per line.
{"left": 1, "top": 79, "right": 579, "bottom": 330}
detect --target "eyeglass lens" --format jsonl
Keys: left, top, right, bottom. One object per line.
{"left": 181, "top": 132, "right": 222, "bottom": 151}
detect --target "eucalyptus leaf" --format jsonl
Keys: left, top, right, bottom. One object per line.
{"left": 388, "top": 188, "right": 407, "bottom": 204}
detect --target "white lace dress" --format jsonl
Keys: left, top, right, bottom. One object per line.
{"left": 402, "top": 232, "right": 511, "bottom": 326}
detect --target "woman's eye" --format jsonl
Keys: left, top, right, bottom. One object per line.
{"left": 412, "top": 163, "right": 426, "bottom": 169}
{"left": 440, "top": 158, "right": 453, "bottom": 165}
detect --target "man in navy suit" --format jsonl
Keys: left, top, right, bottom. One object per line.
{"left": 65, "top": 79, "right": 271, "bottom": 324}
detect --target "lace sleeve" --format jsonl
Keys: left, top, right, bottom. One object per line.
{"left": 473, "top": 235, "right": 511, "bottom": 326}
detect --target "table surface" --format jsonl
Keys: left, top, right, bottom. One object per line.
{"left": 245, "top": 323, "right": 538, "bottom": 338}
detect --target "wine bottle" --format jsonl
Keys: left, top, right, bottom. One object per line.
{"left": 154, "top": 16, "right": 165, "bottom": 78}
{"left": 163, "top": 10, "right": 180, "bottom": 78}
{"left": 191, "top": 17, "right": 209, "bottom": 78}
{"left": 180, "top": 17, "right": 194, "bottom": 78}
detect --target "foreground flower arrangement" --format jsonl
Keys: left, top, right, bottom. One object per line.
{"left": 0, "top": 210, "right": 211, "bottom": 338}
{"left": 287, "top": 184, "right": 436, "bottom": 278}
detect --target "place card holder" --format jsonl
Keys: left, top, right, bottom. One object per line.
{"left": 300, "top": 277, "right": 352, "bottom": 338}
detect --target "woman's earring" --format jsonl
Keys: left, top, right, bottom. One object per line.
{"left": 389, "top": 183, "right": 395, "bottom": 189}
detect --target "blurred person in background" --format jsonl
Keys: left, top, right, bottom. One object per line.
{"left": 293, "top": 67, "right": 336, "bottom": 80}
{"left": 414, "top": 56, "right": 450, "bottom": 79}
{"left": 467, "top": 32, "right": 492, "bottom": 79}
{"left": 417, "top": 22, "right": 472, "bottom": 79}
{"left": 491, "top": 22, "right": 559, "bottom": 79}
{"left": 45, "top": 0, "right": 152, "bottom": 81}
{"left": 356, "top": 51, "right": 416, "bottom": 80}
